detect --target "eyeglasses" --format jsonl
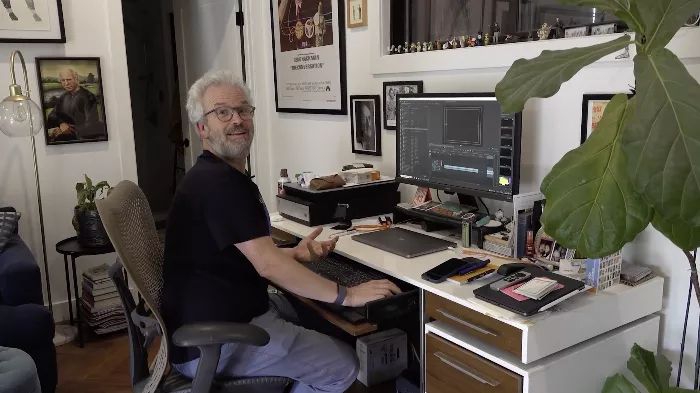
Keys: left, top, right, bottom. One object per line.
{"left": 203, "top": 105, "right": 256, "bottom": 122}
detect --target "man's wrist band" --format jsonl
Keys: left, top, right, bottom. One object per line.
{"left": 334, "top": 283, "right": 347, "bottom": 305}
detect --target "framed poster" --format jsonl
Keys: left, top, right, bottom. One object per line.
{"left": 383, "top": 81, "right": 423, "bottom": 130}
{"left": 347, "top": 0, "right": 366, "bottom": 28}
{"left": 580, "top": 94, "right": 615, "bottom": 144}
{"left": 350, "top": 95, "right": 381, "bottom": 156}
{"left": 270, "top": 0, "right": 347, "bottom": 115}
{"left": 0, "top": 0, "right": 65, "bottom": 43}
{"left": 36, "top": 57, "right": 108, "bottom": 145}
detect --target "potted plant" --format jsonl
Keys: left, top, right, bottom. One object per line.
{"left": 73, "top": 175, "right": 112, "bottom": 247}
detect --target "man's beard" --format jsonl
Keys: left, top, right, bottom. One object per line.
{"left": 209, "top": 124, "right": 253, "bottom": 161}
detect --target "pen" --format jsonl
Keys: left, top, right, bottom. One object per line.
{"left": 467, "top": 269, "right": 496, "bottom": 282}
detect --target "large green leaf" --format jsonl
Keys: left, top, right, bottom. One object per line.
{"left": 627, "top": 344, "right": 670, "bottom": 393}
{"left": 540, "top": 95, "right": 651, "bottom": 258}
{"left": 602, "top": 374, "right": 641, "bottom": 393}
{"left": 637, "top": 0, "right": 700, "bottom": 51}
{"left": 495, "top": 35, "right": 631, "bottom": 113}
{"left": 652, "top": 212, "right": 700, "bottom": 251}
{"left": 559, "top": 0, "right": 645, "bottom": 33}
{"left": 622, "top": 49, "right": 700, "bottom": 227}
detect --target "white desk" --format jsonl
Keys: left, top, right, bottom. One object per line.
{"left": 272, "top": 216, "right": 663, "bottom": 393}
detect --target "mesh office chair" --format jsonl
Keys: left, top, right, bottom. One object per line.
{"left": 97, "top": 180, "right": 292, "bottom": 393}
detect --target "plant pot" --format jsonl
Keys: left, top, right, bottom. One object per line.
{"left": 74, "top": 207, "right": 111, "bottom": 248}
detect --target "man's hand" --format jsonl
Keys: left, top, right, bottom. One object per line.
{"left": 293, "top": 227, "right": 338, "bottom": 262}
{"left": 58, "top": 123, "right": 75, "bottom": 135}
{"left": 343, "top": 280, "right": 402, "bottom": 307}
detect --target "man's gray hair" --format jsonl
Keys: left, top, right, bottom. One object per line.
{"left": 58, "top": 68, "right": 78, "bottom": 81}
{"left": 186, "top": 70, "right": 252, "bottom": 125}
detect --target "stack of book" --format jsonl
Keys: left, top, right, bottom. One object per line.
{"left": 80, "top": 264, "right": 127, "bottom": 335}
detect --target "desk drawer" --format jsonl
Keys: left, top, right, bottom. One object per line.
{"left": 426, "top": 333, "right": 522, "bottom": 393}
{"left": 425, "top": 292, "right": 522, "bottom": 357}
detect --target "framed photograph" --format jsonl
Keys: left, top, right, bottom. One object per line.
{"left": 347, "top": 0, "right": 366, "bottom": 28}
{"left": 590, "top": 22, "right": 619, "bottom": 35}
{"left": 383, "top": 81, "right": 423, "bottom": 130}
{"left": 36, "top": 57, "right": 108, "bottom": 145}
{"left": 270, "top": 0, "right": 347, "bottom": 115}
{"left": 565, "top": 25, "right": 590, "bottom": 38}
{"left": 0, "top": 0, "right": 65, "bottom": 43}
{"left": 350, "top": 95, "right": 381, "bottom": 156}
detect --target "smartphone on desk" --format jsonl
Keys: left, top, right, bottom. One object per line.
{"left": 421, "top": 257, "right": 488, "bottom": 284}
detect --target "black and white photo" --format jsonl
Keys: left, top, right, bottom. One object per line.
{"left": 351, "top": 95, "right": 381, "bottom": 156}
{"left": 0, "top": 0, "right": 65, "bottom": 43}
{"left": 383, "top": 81, "right": 423, "bottom": 130}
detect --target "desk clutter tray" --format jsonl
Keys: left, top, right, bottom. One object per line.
{"left": 473, "top": 266, "right": 586, "bottom": 317}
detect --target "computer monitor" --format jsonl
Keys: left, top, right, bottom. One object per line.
{"left": 396, "top": 93, "right": 522, "bottom": 202}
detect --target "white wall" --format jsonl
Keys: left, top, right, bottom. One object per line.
{"left": 243, "top": 0, "right": 700, "bottom": 387}
{"left": 0, "top": 0, "right": 136, "bottom": 322}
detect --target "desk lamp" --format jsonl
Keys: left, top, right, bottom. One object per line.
{"left": 0, "top": 50, "right": 76, "bottom": 345}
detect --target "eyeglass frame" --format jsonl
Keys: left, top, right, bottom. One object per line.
{"left": 202, "top": 105, "right": 256, "bottom": 123}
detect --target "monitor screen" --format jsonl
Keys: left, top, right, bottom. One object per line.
{"left": 396, "top": 94, "right": 521, "bottom": 201}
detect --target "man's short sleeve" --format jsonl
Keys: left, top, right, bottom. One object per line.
{"left": 202, "top": 177, "right": 270, "bottom": 250}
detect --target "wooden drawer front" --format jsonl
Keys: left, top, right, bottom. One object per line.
{"left": 425, "top": 292, "right": 522, "bottom": 357}
{"left": 426, "top": 334, "right": 523, "bottom": 393}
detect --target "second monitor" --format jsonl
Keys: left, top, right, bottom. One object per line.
{"left": 396, "top": 93, "right": 522, "bottom": 202}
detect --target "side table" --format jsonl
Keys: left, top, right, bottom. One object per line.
{"left": 55, "top": 237, "right": 115, "bottom": 348}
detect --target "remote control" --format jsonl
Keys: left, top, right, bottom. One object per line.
{"left": 490, "top": 271, "right": 532, "bottom": 291}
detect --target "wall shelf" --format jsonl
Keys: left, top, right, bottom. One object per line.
{"left": 369, "top": 0, "right": 700, "bottom": 76}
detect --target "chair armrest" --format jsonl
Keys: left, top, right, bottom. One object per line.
{"left": 172, "top": 323, "right": 270, "bottom": 348}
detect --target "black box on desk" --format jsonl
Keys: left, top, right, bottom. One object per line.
{"left": 277, "top": 180, "right": 400, "bottom": 226}
{"left": 356, "top": 328, "right": 408, "bottom": 387}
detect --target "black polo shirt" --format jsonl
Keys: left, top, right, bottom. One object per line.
{"left": 161, "top": 150, "right": 271, "bottom": 364}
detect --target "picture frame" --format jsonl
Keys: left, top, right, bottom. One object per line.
{"left": 269, "top": 0, "right": 348, "bottom": 115}
{"left": 580, "top": 94, "right": 616, "bottom": 144}
{"left": 0, "top": 0, "right": 65, "bottom": 43}
{"left": 36, "top": 57, "right": 109, "bottom": 145}
{"left": 350, "top": 95, "right": 381, "bottom": 156}
{"left": 383, "top": 81, "right": 424, "bottom": 130}
{"left": 347, "top": 0, "right": 366, "bottom": 28}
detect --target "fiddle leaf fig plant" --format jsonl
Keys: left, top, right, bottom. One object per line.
{"left": 495, "top": 0, "right": 700, "bottom": 303}
{"left": 602, "top": 344, "right": 699, "bottom": 393}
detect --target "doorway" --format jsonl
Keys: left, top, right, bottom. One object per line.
{"left": 121, "top": 0, "right": 187, "bottom": 221}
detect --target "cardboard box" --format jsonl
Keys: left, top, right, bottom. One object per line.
{"left": 356, "top": 328, "right": 407, "bottom": 386}
{"left": 340, "top": 168, "right": 377, "bottom": 184}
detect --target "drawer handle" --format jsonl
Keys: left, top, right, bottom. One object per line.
{"left": 436, "top": 309, "right": 498, "bottom": 337}
{"left": 434, "top": 351, "right": 500, "bottom": 387}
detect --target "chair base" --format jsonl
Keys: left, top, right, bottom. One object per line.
{"left": 53, "top": 325, "right": 77, "bottom": 347}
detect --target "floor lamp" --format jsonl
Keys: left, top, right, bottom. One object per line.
{"left": 0, "top": 50, "right": 76, "bottom": 346}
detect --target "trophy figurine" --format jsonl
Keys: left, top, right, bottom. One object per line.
{"left": 484, "top": 33, "right": 490, "bottom": 46}
{"left": 410, "top": 43, "right": 416, "bottom": 52}
{"left": 554, "top": 18, "right": 565, "bottom": 39}
{"left": 492, "top": 23, "right": 501, "bottom": 44}
{"left": 538, "top": 23, "right": 551, "bottom": 40}
{"left": 459, "top": 36, "right": 466, "bottom": 48}
{"left": 476, "top": 31, "right": 484, "bottom": 46}
{"left": 416, "top": 42, "right": 423, "bottom": 52}
{"left": 423, "top": 42, "right": 429, "bottom": 51}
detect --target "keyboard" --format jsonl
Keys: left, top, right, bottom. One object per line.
{"left": 306, "top": 256, "right": 383, "bottom": 288}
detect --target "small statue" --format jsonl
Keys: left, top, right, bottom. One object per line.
{"left": 428, "top": 41, "right": 434, "bottom": 51}
{"left": 397, "top": 45, "right": 403, "bottom": 54}
{"left": 410, "top": 43, "right": 416, "bottom": 52}
{"left": 404, "top": 42, "right": 409, "bottom": 51}
{"left": 416, "top": 42, "right": 422, "bottom": 52}
{"left": 387, "top": 45, "right": 394, "bottom": 54}
{"left": 442, "top": 42, "right": 450, "bottom": 50}
{"left": 484, "top": 33, "right": 490, "bottom": 46}
{"left": 450, "top": 37, "right": 458, "bottom": 49}
{"left": 476, "top": 31, "right": 484, "bottom": 46}
{"left": 492, "top": 22, "right": 501, "bottom": 44}
{"left": 423, "top": 42, "right": 429, "bottom": 52}
{"left": 459, "top": 36, "right": 466, "bottom": 48}
{"left": 505, "top": 34, "right": 518, "bottom": 44}
{"left": 554, "top": 18, "right": 565, "bottom": 39}
{"left": 538, "top": 23, "right": 551, "bottom": 40}
{"left": 467, "top": 36, "right": 476, "bottom": 47}
{"left": 435, "top": 40, "right": 441, "bottom": 50}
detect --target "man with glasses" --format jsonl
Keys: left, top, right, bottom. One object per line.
{"left": 161, "top": 70, "right": 400, "bottom": 393}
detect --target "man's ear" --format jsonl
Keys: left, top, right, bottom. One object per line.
{"left": 196, "top": 121, "right": 207, "bottom": 139}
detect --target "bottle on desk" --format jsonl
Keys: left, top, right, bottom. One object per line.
{"left": 278, "top": 169, "right": 291, "bottom": 195}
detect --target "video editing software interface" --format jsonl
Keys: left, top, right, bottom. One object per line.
{"left": 397, "top": 95, "right": 519, "bottom": 199}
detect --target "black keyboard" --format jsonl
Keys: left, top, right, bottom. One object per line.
{"left": 306, "top": 256, "right": 383, "bottom": 287}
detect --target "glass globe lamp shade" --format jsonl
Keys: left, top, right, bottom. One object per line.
{"left": 0, "top": 96, "right": 44, "bottom": 138}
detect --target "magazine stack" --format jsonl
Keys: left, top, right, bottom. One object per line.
{"left": 80, "top": 264, "right": 127, "bottom": 335}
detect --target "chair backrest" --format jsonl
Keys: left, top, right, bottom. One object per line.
{"left": 97, "top": 180, "right": 169, "bottom": 393}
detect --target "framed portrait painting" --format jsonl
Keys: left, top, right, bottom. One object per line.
{"left": 0, "top": 0, "right": 65, "bottom": 43}
{"left": 350, "top": 95, "right": 381, "bottom": 156}
{"left": 383, "top": 81, "right": 423, "bottom": 130}
{"left": 36, "top": 57, "right": 108, "bottom": 145}
{"left": 270, "top": 0, "right": 348, "bottom": 115}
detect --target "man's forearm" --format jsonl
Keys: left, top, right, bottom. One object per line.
{"left": 264, "top": 248, "right": 338, "bottom": 303}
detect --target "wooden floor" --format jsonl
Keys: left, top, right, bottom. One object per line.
{"left": 56, "top": 333, "right": 393, "bottom": 393}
